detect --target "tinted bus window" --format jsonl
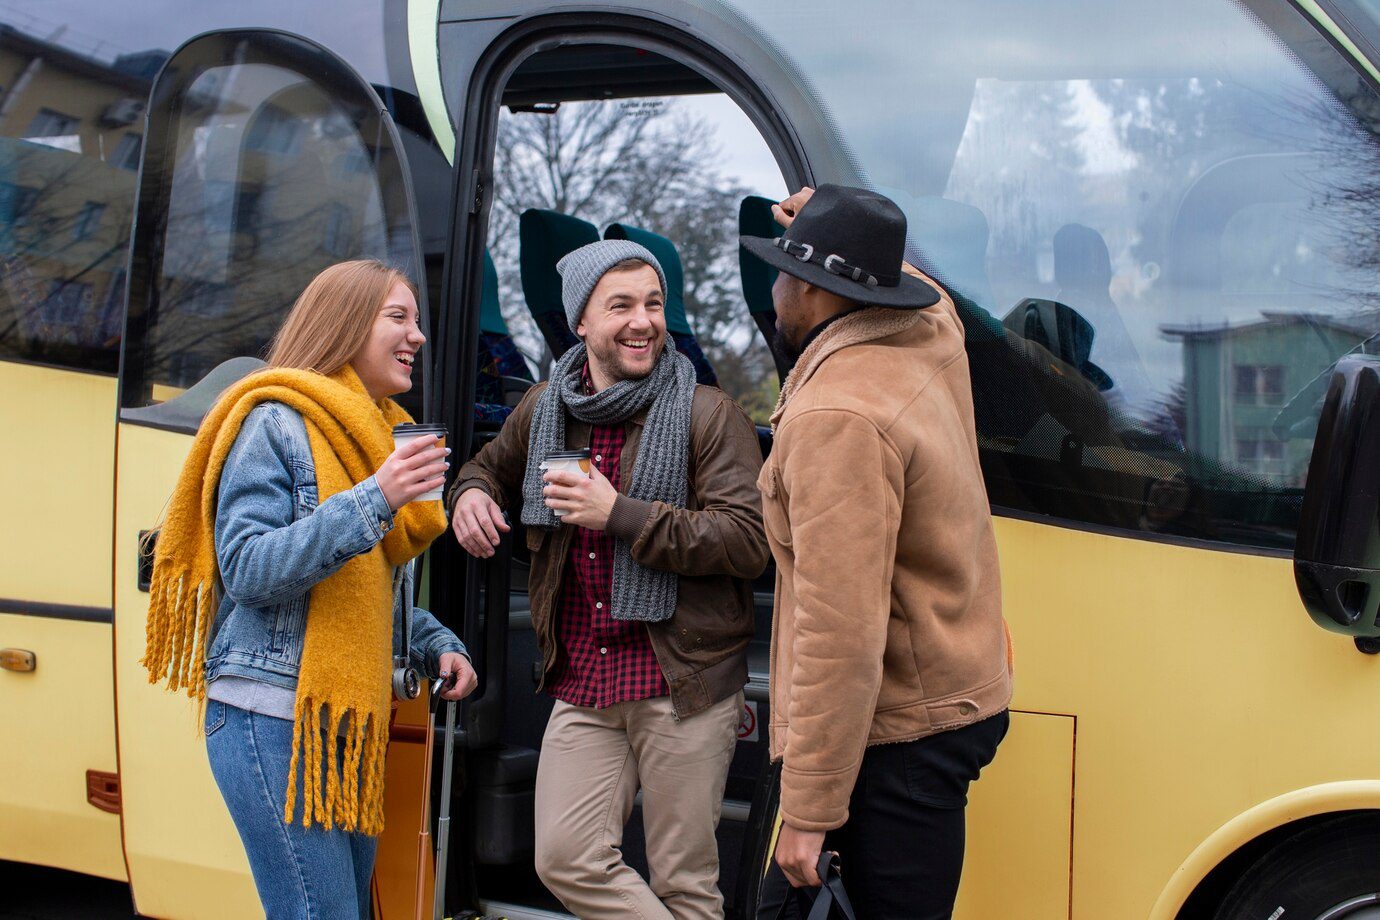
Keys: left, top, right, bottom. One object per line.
{"left": 0, "top": 24, "right": 152, "bottom": 374}
{"left": 720, "top": 0, "right": 1380, "bottom": 550}
{"left": 124, "top": 51, "right": 425, "bottom": 411}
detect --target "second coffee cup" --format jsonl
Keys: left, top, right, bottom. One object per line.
{"left": 540, "top": 449, "right": 592, "bottom": 517}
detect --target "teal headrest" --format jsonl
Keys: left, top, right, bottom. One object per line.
{"left": 603, "top": 223, "right": 691, "bottom": 336}
{"left": 738, "top": 196, "right": 783, "bottom": 316}
{"left": 519, "top": 209, "right": 599, "bottom": 318}
{"left": 479, "top": 249, "right": 507, "bottom": 336}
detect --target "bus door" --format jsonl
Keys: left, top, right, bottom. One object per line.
{"left": 436, "top": 7, "right": 1081, "bottom": 920}
{"left": 113, "top": 31, "right": 442, "bottom": 919}
{"left": 431, "top": 12, "right": 813, "bottom": 917}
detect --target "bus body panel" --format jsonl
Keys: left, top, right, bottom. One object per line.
{"left": 954, "top": 711, "right": 1075, "bottom": 919}
{"left": 112, "top": 423, "right": 260, "bottom": 920}
{"left": 0, "top": 614, "right": 125, "bottom": 881}
{"left": 0, "top": 363, "right": 116, "bottom": 607}
{"left": 0, "top": 362, "right": 121, "bottom": 878}
{"left": 996, "top": 515, "right": 1380, "bottom": 915}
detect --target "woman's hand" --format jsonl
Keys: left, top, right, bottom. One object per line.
{"left": 543, "top": 465, "right": 618, "bottom": 530}
{"left": 451, "top": 487, "right": 510, "bottom": 558}
{"left": 436, "top": 652, "right": 478, "bottom": 701}
{"left": 376, "top": 435, "right": 448, "bottom": 511}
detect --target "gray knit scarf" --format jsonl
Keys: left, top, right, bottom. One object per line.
{"left": 522, "top": 341, "right": 697, "bottom": 622}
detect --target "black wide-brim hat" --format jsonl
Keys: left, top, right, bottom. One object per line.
{"left": 739, "top": 184, "right": 941, "bottom": 309}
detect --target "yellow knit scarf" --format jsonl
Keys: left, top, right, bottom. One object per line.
{"left": 141, "top": 365, "right": 446, "bottom": 835}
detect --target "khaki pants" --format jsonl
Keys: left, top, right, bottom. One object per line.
{"left": 534, "top": 692, "right": 743, "bottom": 920}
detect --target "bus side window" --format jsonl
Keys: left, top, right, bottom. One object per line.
{"left": 121, "top": 36, "right": 428, "bottom": 421}
{"left": 0, "top": 46, "right": 144, "bottom": 375}
{"left": 726, "top": 0, "right": 1380, "bottom": 552}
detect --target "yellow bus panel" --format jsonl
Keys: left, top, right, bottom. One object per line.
{"left": 956, "top": 711, "right": 1074, "bottom": 919}
{"left": 995, "top": 516, "right": 1380, "bottom": 917}
{"left": 0, "top": 614, "right": 125, "bottom": 880}
{"left": 0, "top": 362, "right": 115, "bottom": 608}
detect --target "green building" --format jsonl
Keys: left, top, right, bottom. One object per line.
{"left": 1163, "top": 312, "right": 1379, "bottom": 487}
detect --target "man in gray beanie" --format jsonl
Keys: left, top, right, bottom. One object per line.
{"left": 449, "top": 239, "right": 768, "bottom": 919}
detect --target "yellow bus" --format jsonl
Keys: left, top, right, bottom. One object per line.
{"left": 5, "top": 1, "right": 1380, "bottom": 917}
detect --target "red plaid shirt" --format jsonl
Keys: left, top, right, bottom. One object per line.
{"left": 546, "top": 370, "right": 669, "bottom": 709}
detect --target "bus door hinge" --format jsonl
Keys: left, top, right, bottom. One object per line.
{"left": 86, "top": 770, "right": 121, "bottom": 814}
{"left": 469, "top": 168, "right": 483, "bottom": 214}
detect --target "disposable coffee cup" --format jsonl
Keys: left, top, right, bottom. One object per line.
{"left": 391, "top": 422, "right": 448, "bottom": 503}
{"left": 539, "top": 449, "right": 591, "bottom": 518}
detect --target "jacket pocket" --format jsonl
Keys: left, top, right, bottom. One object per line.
{"left": 526, "top": 525, "right": 547, "bottom": 554}
{"left": 756, "top": 457, "right": 778, "bottom": 499}
{"left": 294, "top": 483, "right": 319, "bottom": 519}
{"left": 670, "top": 592, "right": 754, "bottom": 656}
{"left": 759, "top": 463, "right": 791, "bottom": 550}
{"left": 270, "top": 594, "right": 308, "bottom": 656}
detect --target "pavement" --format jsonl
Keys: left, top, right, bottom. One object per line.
{"left": 0, "top": 861, "right": 136, "bottom": 919}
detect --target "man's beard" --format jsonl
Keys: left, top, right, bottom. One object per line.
{"left": 771, "top": 327, "right": 802, "bottom": 366}
{"left": 586, "top": 334, "right": 659, "bottom": 383}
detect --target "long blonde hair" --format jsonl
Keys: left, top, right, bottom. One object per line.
{"left": 265, "top": 260, "right": 417, "bottom": 373}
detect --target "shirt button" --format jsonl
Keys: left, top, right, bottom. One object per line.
{"left": 599, "top": 647, "right": 608, "bottom": 655}
{"left": 596, "top": 602, "right": 603, "bottom": 609}
{"left": 589, "top": 552, "right": 596, "bottom": 559}
{"left": 595, "top": 454, "right": 603, "bottom": 463}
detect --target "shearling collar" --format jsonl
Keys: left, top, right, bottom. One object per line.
{"left": 770, "top": 307, "right": 923, "bottom": 433}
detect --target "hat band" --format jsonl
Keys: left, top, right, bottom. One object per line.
{"left": 774, "top": 236, "right": 897, "bottom": 287}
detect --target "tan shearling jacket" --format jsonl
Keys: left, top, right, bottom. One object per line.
{"left": 762, "top": 274, "right": 1012, "bottom": 832}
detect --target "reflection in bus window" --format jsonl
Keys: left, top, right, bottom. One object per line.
{"left": 723, "top": 0, "right": 1380, "bottom": 549}
{"left": 125, "top": 55, "right": 424, "bottom": 412}
{"left": 0, "top": 23, "right": 159, "bottom": 373}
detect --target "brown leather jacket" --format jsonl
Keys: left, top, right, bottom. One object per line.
{"left": 449, "top": 382, "right": 769, "bottom": 717}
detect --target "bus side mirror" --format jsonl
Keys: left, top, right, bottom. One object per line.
{"left": 1294, "top": 354, "right": 1380, "bottom": 637}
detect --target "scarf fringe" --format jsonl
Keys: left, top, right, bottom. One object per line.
{"left": 140, "top": 566, "right": 213, "bottom": 700}
{"left": 283, "top": 696, "right": 387, "bottom": 835}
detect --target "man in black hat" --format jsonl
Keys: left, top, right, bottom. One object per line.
{"left": 744, "top": 186, "right": 1012, "bottom": 919}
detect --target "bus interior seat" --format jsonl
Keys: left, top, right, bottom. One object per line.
{"left": 603, "top": 222, "right": 719, "bottom": 387}
{"left": 891, "top": 193, "right": 1000, "bottom": 332}
{"left": 470, "top": 743, "right": 539, "bottom": 865}
{"left": 738, "top": 195, "right": 790, "bottom": 380}
{"left": 475, "top": 249, "right": 534, "bottom": 425}
{"left": 518, "top": 208, "right": 597, "bottom": 359}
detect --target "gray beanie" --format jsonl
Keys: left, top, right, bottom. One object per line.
{"left": 556, "top": 239, "right": 667, "bottom": 332}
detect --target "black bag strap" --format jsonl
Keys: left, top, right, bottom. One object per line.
{"left": 806, "top": 853, "right": 857, "bottom": 920}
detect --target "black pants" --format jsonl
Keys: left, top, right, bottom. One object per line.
{"left": 758, "top": 711, "right": 1009, "bottom": 920}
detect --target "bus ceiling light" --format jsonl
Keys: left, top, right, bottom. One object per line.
{"left": 1293, "top": 354, "right": 1380, "bottom": 644}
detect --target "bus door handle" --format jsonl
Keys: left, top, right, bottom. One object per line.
{"left": 460, "top": 531, "right": 511, "bottom": 750}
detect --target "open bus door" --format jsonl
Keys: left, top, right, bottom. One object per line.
{"left": 112, "top": 30, "right": 447, "bottom": 919}
{"left": 431, "top": 10, "right": 1079, "bottom": 918}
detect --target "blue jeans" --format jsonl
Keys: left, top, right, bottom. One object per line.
{"left": 204, "top": 700, "right": 377, "bottom": 920}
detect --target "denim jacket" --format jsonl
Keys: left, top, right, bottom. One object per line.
{"left": 204, "top": 401, "right": 464, "bottom": 704}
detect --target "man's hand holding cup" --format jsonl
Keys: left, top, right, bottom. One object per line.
{"left": 542, "top": 464, "right": 617, "bottom": 531}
